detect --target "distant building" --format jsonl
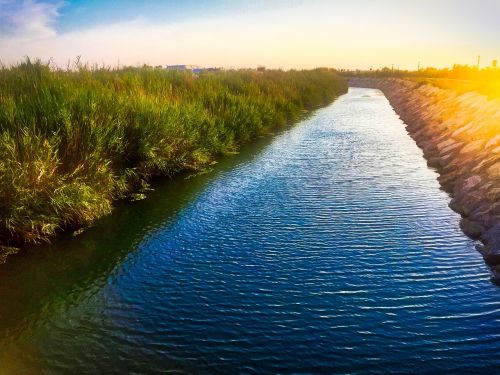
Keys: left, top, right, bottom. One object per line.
{"left": 165, "top": 65, "right": 200, "bottom": 71}
{"left": 165, "top": 65, "right": 221, "bottom": 73}
{"left": 205, "top": 67, "right": 222, "bottom": 72}
{"left": 257, "top": 66, "right": 266, "bottom": 72}
{"left": 493, "top": 60, "right": 498, "bottom": 68}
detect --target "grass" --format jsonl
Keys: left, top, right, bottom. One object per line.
{"left": 408, "top": 77, "right": 500, "bottom": 99}
{"left": 0, "top": 59, "right": 347, "bottom": 248}
{"left": 343, "top": 64, "right": 500, "bottom": 99}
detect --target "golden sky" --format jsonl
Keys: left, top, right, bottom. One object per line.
{"left": 0, "top": 0, "right": 498, "bottom": 69}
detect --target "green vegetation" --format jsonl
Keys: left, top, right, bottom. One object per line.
{"left": 0, "top": 59, "right": 347, "bottom": 248}
{"left": 342, "top": 63, "right": 499, "bottom": 80}
{"left": 407, "top": 77, "right": 500, "bottom": 99}
{"left": 342, "top": 64, "right": 500, "bottom": 98}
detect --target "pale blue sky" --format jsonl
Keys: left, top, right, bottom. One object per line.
{"left": 0, "top": 0, "right": 498, "bottom": 69}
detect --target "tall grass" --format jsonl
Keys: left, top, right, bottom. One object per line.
{"left": 0, "top": 59, "right": 347, "bottom": 246}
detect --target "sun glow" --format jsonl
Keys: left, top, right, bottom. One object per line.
{"left": 0, "top": 0, "right": 498, "bottom": 69}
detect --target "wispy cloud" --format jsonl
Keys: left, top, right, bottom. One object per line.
{"left": 0, "top": 0, "right": 498, "bottom": 69}
{"left": 0, "top": 0, "right": 61, "bottom": 39}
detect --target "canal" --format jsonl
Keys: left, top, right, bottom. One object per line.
{"left": 1, "top": 88, "right": 499, "bottom": 374}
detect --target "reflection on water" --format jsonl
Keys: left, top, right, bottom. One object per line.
{"left": 1, "top": 88, "right": 499, "bottom": 374}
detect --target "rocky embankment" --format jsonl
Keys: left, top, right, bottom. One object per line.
{"left": 350, "top": 77, "right": 500, "bottom": 283}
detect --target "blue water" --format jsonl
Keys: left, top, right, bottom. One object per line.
{"left": 1, "top": 88, "right": 499, "bottom": 374}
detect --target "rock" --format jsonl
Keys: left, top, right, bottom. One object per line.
{"left": 436, "top": 138, "right": 457, "bottom": 152}
{"left": 441, "top": 163, "right": 458, "bottom": 175}
{"left": 480, "top": 234, "right": 500, "bottom": 266}
{"left": 438, "top": 171, "right": 460, "bottom": 192}
{"left": 460, "top": 175, "right": 482, "bottom": 192}
{"left": 426, "top": 157, "right": 442, "bottom": 169}
{"left": 487, "top": 162, "right": 500, "bottom": 179}
{"left": 460, "top": 192, "right": 484, "bottom": 217}
{"left": 485, "top": 134, "right": 500, "bottom": 149}
{"left": 451, "top": 122, "right": 474, "bottom": 137}
{"left": 460, "top": 139, "right": 485, "bottom": 154}
{"left": 469, "top": 204, "right": 497, "bottom": 229}
{"left": 486, "top": 187, "right": 500, "bottom": 201}
{"left": 448, "top": 197, "right": 463, "bottom": 214}
{"left": 490, "top": 265, "right": 500, "bottom": 285}
{"left": 459, "top": 218, "right": 484, "bottom": 240}
{"left": 438, "top": 154, "right": 453, "bottom": 168}
{"left": 439, "top": 141, "right": 462, "bottom": 157}
{"left": 483, "top": 250, "right": 500, "bottom": 267}
{"left": 481, "top": 224, "right": 500, "bottom": 247}
{"left": 476, "top": 243, "right": 487, "bottom": 255}
{"left": 471, "top": 157, "right": 495, "bottom": 173}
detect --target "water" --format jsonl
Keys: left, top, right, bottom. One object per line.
{"left": 1, "top": 88, "right": 499, "bottom": 374}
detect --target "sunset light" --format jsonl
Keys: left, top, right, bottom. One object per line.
{"left": 1, "top": 0, "right": 499, "bottom": 69}
{"left": 0, "top": 1, "right": 499, "bottom": 374}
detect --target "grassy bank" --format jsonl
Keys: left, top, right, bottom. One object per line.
{"left": 408, "top": 78, "right": 500, "bottom": 99}
{"left": 0, "top": 59, "right": 347, "bottom": 250}
{"left": 342, "top": 64, "right": 500, "bottom": 99}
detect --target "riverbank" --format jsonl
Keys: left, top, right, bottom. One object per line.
{"left": 0, "top": 61, "right": 347, "bottom": 255}
{"left": 350, "top": 77, "right": 500, "bottom": 282}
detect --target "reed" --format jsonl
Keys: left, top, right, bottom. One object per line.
{"left": 0, "top": 59, "right": 347, "bottom": 247}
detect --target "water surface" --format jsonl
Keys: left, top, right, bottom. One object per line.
{"left": 1, "top": 88, "right": 499, "bottom": 374}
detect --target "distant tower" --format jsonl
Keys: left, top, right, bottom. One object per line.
{"left": 477, "top": 55, "right": 481, "bottom": 68}
{"left": 493, "top": 60, "right": 498, "bottom": 68}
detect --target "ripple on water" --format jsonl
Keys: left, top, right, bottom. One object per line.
{"left": 1, "top": 88, "right": 500, "bottom": 374}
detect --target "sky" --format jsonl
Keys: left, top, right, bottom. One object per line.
{"left": 0, "top": 0, "right": 498, "bottom": 70}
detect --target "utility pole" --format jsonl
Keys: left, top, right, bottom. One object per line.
{"left": 417, "top": 61, "right": 420, "bottom": 71}
{"left": 477, "top": 55, "right": 481, "bottom": 69}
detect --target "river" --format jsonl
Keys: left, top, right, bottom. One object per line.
{"left": 1, "top": 88, "right": 499, "bottom": 374}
